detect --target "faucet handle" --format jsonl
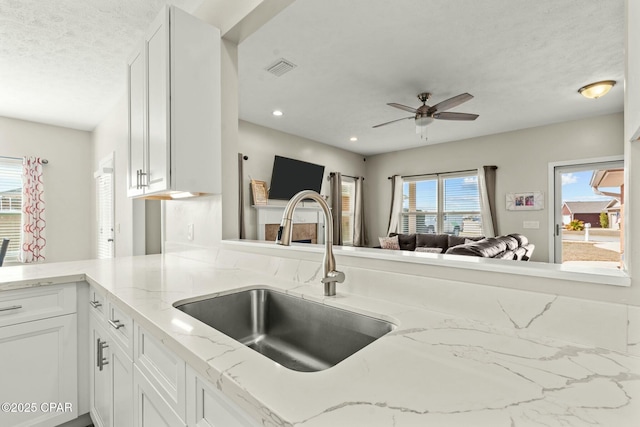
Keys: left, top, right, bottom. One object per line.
{"left": 322, "top": 270, "right": 345, "bottom": 284}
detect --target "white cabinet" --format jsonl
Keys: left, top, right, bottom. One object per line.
{"left": 90, "top": 318, "right": 111, "bottom": 427}
{"left": 186, "top": 366, "right": 260, "bottom": 427}
{"left": 86, "top": 289, "right": 260, "bottom": 427}
{"left": 134, "top": 326, "right": 186, "bottom": 420}
{"left": 127, "top": 5, "right": 221, "bottom": 199}
{"left": 127, "top": 47, "right": 146, "bottom": 198}
{"left": 134, "top": 366, "right": 185, "bottom": 427}
{"left": 0, "top": 284, "right": 78, "bottom": 427}
{"left": 89, "top": 287, "right": 134, "bottom": 427}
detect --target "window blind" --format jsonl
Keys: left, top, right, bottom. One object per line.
{"left": 96, "top": 171, "right": 114, "bottom": 259}
{"left": 401, "top": 172, "right": 483, "bottom": 236}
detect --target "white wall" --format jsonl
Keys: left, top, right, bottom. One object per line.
{"left": 238, "top": 120, "right": 366, "bottom": 240}
{"left": 0, "top": 116, "right": 92, "bottom": 263}
{"left": 624, "top": 0, "right": 640, "bottom": 297}
{"left": 365, "top": 113, "right": 624, "bottom": 262}
{"left": 91, "top": 96, "right": 143, "bottom": 258}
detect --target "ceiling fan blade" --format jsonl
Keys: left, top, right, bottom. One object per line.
{"left": 372, "top": 116, "right": 414, "bottom": 128}
{"left": 433, "top": 112, "right": 479, "bottom": 121}
{"left": 387, "top": 103, "right": 418, "bottom": 114}
{"left": 428, "top": 93, "right": 473, "bottom": 113}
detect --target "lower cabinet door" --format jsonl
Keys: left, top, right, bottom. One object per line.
{"left": 134, "top": 366, "right": 185, "bottom": 427}
{"left": 90, "top": 319, "right": 111, "bottom": 427}
{"left": 0, "top": 314, "right": 78, "bottom": 427}
{"left": 111, "top": 337, "right": 134, "bottom": 427}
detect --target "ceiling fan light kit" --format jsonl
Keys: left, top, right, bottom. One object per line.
{"left": 578, "top": 80, "right": 616, "bottom": 99}
{"left": 373, "top": 91, "right": 479, "bottom": 139}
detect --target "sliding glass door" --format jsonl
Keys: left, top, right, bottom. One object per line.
{"left": 551, "top": 158, "right": 623, "bottom": 268}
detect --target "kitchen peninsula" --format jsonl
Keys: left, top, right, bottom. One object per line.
{"left": 0, "top": 245, "right": 638, "bottom": 427}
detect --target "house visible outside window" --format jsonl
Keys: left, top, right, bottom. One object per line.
{"left": 0, "top": 158, "right": 22, "bottom": 261}
{"left": 341, "top": 177, "right": 356, "bottom": 245}
{"left": 401, "top": 171, "right": 483, "bottom": 236}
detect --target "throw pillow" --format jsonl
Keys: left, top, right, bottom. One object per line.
{"left": 379, "top": 235, "right": 400, "bottom": 250}
{"left": 415, "top": 247, "right": 443, "bottom": 254}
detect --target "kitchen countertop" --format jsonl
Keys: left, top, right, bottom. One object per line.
{"left": 1, "top": 252, "right": 639, "bottom": 426}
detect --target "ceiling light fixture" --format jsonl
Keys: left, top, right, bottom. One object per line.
{"left": 350, "top": 137, "right": 358, "bottom": 142}
{"left": 272, "top": 110, "right": 283, "bottom": 116}
{"left": 415, "top": 116, "right": 434, "bottom": 139}
{"left": 578, "top": 80, "right": 616, "bottom": 99}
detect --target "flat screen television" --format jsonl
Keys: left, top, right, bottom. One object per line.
{"left": 268, "top": 155, "right": 325, "bottom": 200}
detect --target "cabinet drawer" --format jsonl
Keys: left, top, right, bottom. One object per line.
{"left": 135, "top": 325, "right": 186, "bottom": 421}
{"left": 107, "top": 299, "right": 134, "bottom": 358}
{"left": 0, "top": 283, "right": 76, "bottom": 327}
{"left": 88, "top": 285, "right": 107, "bottom": 318}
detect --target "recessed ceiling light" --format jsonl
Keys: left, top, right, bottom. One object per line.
{"left": 350, "top": 137, "right": 358, "bottom": 142}
{"left": 578, "top": 80, "right": 616, "bottom": 99}
{"left": 272, "top": 110, "right": 283, "bottom": 116}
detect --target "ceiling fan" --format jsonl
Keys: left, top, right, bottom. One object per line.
{"left": 373, "top": 92, "right": 479, "bottom": 137}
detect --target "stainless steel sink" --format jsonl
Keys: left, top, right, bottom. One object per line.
{"left": 173, "top": 288, "right": 394, "bottom": 372}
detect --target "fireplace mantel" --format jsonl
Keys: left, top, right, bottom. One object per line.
{"left": 253, "top": 204, "right": 326, "bottom": 243}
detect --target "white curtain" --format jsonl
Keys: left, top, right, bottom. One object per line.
{"left": 20, "top": 157, "right": 46, "bottom": 263}
{"left": 387, "top": 175, "right": 404, "bottom": 235}
{"left": 353, "top": 177, "right": 368, "bottom": 247}
{"left": 478, "top": 166, "right": 497, "bottom": 237}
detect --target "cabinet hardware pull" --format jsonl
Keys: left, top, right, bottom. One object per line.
{"left": 108, "top": 319, "right": 125, "bottom": 330}
{"left": 89, "top": 300, "right": 102, "bottom": 308}
{"left": 139, "top": 171, "right": 148, "bottom": 187}
{"left": 136, "top": 169, "right": 141, "bottom": 189}
{"left": 97, "top": 338, "right": 109, "bottom": 371}
{"left": 0, "top": 305, "right": 22, "bottom": 312}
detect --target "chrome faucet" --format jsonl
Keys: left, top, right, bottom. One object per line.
{"left": 275, "top": 190, "right": 345, "bottom": 296}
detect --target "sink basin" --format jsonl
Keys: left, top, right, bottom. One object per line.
{"left": 173, "top": 288, "right": 394, "bottom": 372}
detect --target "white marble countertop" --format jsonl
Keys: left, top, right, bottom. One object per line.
{"left": 1, "top": 253, "right": 639, "bottom": 426}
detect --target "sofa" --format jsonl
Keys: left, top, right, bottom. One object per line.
{"left": 381, "top": 232, "right": 535, "bottom": 261}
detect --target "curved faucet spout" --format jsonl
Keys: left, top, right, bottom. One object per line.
{"left": 275, "top": 190, "right": 344, "bottom": 296}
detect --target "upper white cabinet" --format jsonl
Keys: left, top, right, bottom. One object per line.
{"left": 127, "top": 6, "right": 221, "bottom": 199}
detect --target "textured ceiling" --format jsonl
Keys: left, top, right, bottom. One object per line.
{"left": 0, "top": 0, "right": 202, "bottom": 131}
{"left": 238, "top": 0, "right": 625, "bottom": 155}
{"left": 0, "top": 0, "right": 625, "bottom": 146}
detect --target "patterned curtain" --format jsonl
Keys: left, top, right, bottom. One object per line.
{"left": 20, "top": 157, "right": 46, "bottom": 263}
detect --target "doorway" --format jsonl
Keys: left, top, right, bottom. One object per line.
{"left": 95, "top": 154, "right": 115, "bottom": 259}
{"left": 550, "top": 157, "right": 624, "bottom": 268}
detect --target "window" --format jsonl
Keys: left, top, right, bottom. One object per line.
{"left": 0, "top": 158, "right": 22, "bottom": 261}
{"left": 401, "top": 171, "right": 483, "bottom": 236}
{"left": 341, "top": 178, "right": 355, "bottom": 245}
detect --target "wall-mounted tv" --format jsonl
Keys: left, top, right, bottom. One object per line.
{"left": 268, "top": 155, "right": 325, "bottom": 200}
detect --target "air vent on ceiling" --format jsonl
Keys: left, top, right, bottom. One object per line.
{"left": 265, "top": 58, "right": 297, "bottom": 77}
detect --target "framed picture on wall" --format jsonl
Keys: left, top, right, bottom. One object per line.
{"left": 506, "top": 191, "right": 544, "bottom": 211}
{"left": 251, "top": 179, "right": 269, "bottom": 205}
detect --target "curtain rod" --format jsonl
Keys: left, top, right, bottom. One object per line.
{"left": 387, "top": 166, "right": 496, "bottom": 180}
{"left": 0, "top": 155, "right": 49, "bottom": 164}
{"left": 329, "top": 172, "right": 364, "bottom": 181}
